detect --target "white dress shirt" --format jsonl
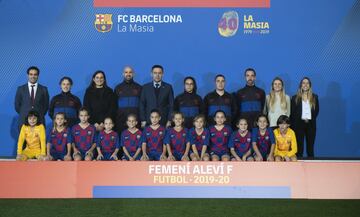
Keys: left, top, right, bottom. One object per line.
{"left": 28, "top": 82, "right": 38, "bottom": 98}
{"left": 153, "top": 81, "right": 162, "bottom": 88}
{"left": 301, "top": 100, "right": 312, "bottom": 120}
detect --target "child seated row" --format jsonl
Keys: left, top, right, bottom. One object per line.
{"left": 16, "top": 108, "right": 297, "bottom": 162}
{"left": 16, "top": 110, "right": 46, "bottom": 161}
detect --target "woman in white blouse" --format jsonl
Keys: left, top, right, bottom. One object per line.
{"left": 265, "top": 77, "right": 290, "bottom": 128}
{"left": 290, "top": 77, "right": 319, "bottom": 159}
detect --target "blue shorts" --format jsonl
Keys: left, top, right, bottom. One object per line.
{"left": 210, "top": 151, "right": 229, "bottom": 158}
{"left": 173, "top": 152, "right": 185, "bottom": 161}
{"left": 122, "top": 153, "right": 141, "bottom": 161}
{"left": 231, "top": 156, "right": 253, "bottom": 161}
{"left": 99, "top": 152, "right": 117, "bottom": 161}
{"left": 253, "top": 151, "right": 268, "bottom": 160}
{"left": 232, "top": 151, "right": 253, "bottom": 160}
{"left": 50, "top": 152, "right": 66, "bottom": 160}
{"left": 190, "top": 149, "right": 209, "bottom": 156}
{"left": 74, "top": 150, "right": 93, "bottom": 160}
{"left": 147, "top": 152, "right": 162, "bottom": 161}
{"left": 190, "top": 147, "right": 201, "bottom": 155}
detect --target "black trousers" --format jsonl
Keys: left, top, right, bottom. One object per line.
{"left": 294, "top": 120, "right": 316, "bottom": 158}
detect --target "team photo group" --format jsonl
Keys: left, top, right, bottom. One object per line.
{"left": 14, "top": 65, "right": 319, "bottom": 162}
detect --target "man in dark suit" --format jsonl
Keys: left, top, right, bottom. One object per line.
{"left": 140, "top": 65, "right": 174, "bottom": 127}
{"left": 14, "top": 66, "right": 49, "bottom": 128}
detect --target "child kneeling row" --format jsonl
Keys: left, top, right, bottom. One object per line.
{"left": 16, "top": 108, "right": 297, "bottom": 162}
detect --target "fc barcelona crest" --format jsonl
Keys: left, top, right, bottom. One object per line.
{"left": 95, "top": 14, "right": 113, "bottom": 33}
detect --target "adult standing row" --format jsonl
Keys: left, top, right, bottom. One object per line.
{"left": 204, "top": 74, "right": 237, "bottom": 126}
{"left": 15, "top": 66, "right": 49, "bottom": 128}
{"left": 290, "top": 77, "right": 319, "bottom": 158}
{"left": 235, "top": 68, "right": 266, "bottom": 128}
{"left": 114, "top": 66, "right": 142, "bottom": 133}
{"left": 174, "top": 77, "right": 204, "bottom": 129}
{"left": 14, "top": 66, "right": 319, "bottom": 158}
{"left": 49, "top": 76, "right": 82, "bottom": 128}
{"left": 139, "top": 65, "right": 174, "bottom": 127}
{"left": 83, "top": 70, "right": 117, "bottom": 132}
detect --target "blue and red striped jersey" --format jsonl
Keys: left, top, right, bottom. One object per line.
{"left": 71, "top": 124, "right": 96, "bottom": 153}
{"left": 164, "top": 127, "right": 188, "bottom": 154}
{"left": 47, "top": 127, "right": 72, "bottom": 154}
{"left": 97, "top": 130, "right": 119, "bottom": 154}
{"left": 142, "top": 126, "right": 166, "bottom": 154}
{"left": 228, "top": 130, "right": 252, "bottom": 156}
{"left": 188, "top": 127, "right": 209, "bottom": 153}
{"left": 120, "top": 129, "right": 143, "bottom": 154}
{"left": 209, "top": 125, "right": 232, "bottom": 154}
{"left": 251, "top": 127, "right": 275, "bottom": 156}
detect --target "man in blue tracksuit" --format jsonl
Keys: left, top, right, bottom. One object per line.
{"left": 114, "top": 66, "right": 142, "bottom": 134}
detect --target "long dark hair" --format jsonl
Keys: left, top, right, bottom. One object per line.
{"left": 295, "top": 77, "right": 316, "bottom": 109}
{"left": 183, "top": 76, "right": 197, "bottom": 94}
{"left": 88, "top": 70, "right": 108, "bottom": 89}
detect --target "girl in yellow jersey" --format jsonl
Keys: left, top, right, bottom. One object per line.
{"left": 16, "top": 110, "right": 46, "bottom": 161}
{"left": 273, "top": 115, "right": 297, "bottom": 162}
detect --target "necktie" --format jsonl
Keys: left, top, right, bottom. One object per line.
{"left": 31, "top": 85, "right": 35, "bottom": 106}
{"left": 155, "top": 83, "right": 160, "bottom": 89}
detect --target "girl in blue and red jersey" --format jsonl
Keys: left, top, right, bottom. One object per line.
{"left": 228, "top": 117, "right": 254, "bottom": 161}
{"left": 120, "top": 114, "right": 142, "bottom": 161}
{"left": 46, "top": 112, "right": 72, "bottom": 161}
{"left": 165, "top": 112, "right": 190, "bottom": 161}
{"left": 252, "top": 114, "right": 275, "bottom": 161}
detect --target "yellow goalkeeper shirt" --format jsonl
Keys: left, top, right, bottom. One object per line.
{"left": 273, "top": 128, "right": 297, "bottom": 157}
{"left": 17, "top": 124, "right": 46, "bottom": 155}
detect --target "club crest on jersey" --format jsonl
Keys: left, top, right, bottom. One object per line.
{"left": 64, "top": 133, "right": 67, "bottom": 137}
{"left": 75, "top": 131, "right": 80, "bottom": 135}
{"left": 111, "top": 136, "right": 115, "bottom": 141}
{"left": 211, "top": 133, "right": 215, "bottom": 137}
{"left": 124, "top": 136, "right": 129, "bottom": 140}
{"left": 265, "top": 136, "right": 269, "bottom": 140}
{"left": 171, "top": 134, "right": 175, "bottom": 138}
{"left": 182, "top": 133, "right": 186, "bottom": 137}
{"left": 87, "top": 131, "right": 92, "bottom": 135}
{"left": 202, "top": 135, "right": 206, "bottom": 140}
{"left": 95, "top": 14, "right": 113, "bottom": 33}
{"left": 136, "top": 135, "right": 141, "bottom": 139}
{"left": 224, "top": 132, "right": 228, "bottom": 136}
{"left": 159, "top": 131, "right": 163, "bottom": 135}
{"left": 247, "top": 138, "right": 251, "bottom": 142}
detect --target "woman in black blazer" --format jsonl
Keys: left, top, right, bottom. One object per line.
{"left": 83, "top": 70, "right": 117, "bottom": 131}
{"left": 290, "top": 77, "right": 319, "bottom": 158}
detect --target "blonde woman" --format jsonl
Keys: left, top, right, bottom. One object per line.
{"left": 265, "top": 77, "right": 290, "bottom": 128}
{"left": 290, "top": 77, "right": 319, "bottom": 158}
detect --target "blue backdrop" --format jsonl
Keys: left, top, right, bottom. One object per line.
{"left": 1, "top": 0, "right": 359, "bottom": 157}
